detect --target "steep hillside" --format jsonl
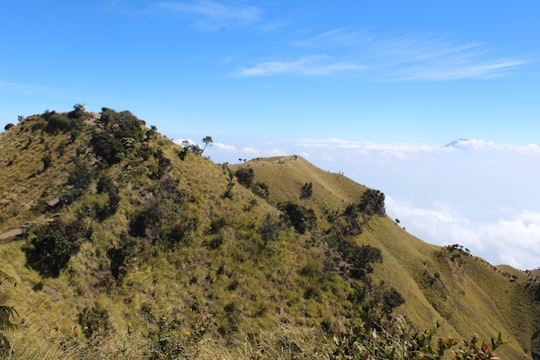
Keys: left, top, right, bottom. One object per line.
{"left": 0, "top": 107, "right": 539, "bottom": 359}
{"left": 232, "top": 155, "right": 540, "bottom": 359}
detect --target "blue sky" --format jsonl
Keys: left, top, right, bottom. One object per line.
{"left": 1, "top": 1, "right": 539, "bottom": 269}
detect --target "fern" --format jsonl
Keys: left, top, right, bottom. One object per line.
{"left": 0, "top": 269, "right": 17, "bottom": 357}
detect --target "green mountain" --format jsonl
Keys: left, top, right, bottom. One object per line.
{"left": 0, "top": 107, "right": 539, "bottom": 359}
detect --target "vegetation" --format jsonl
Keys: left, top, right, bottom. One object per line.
{"left": 0, "top": 270, "right": 17, "bottom": 358}
{"left": 330, "top": 315, "right": 505, "bottom": 360}
{"left": 23, "top": 218, "right": 93, "bottom": 277}
{"left": 0, "top": 107, "right": 537, "bottom": 359}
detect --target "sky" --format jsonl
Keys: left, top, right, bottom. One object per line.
{"left": 1, "top": 1, "right": 539, "bottom": 269}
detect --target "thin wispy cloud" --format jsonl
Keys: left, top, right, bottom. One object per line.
{"left": 158, "top": 0, "right": 261, "bottom": 28}
{"left": 240, "top": 28, "right": 530, "bottom": 80}
{"left": 367, "top": 33, "right": 529, "bottom": 80}
{"left": 293, "top": 27, "right": 370, "bottom": 49}
{"left": 0, "top": 80, "right": 55, "bottom": 94}
{"left": 235, "top": 56, "right": 365, "bottom": 77}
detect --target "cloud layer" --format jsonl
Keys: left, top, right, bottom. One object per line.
{"left": 387, "top": 197, "right": 540, "bottom": 270}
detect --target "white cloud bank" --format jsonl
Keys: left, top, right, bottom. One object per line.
{"left": 386, "top": 197, "right": 540, "bottom": 270}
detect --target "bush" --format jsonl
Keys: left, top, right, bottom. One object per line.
{"left": 329, "top": 315, "right": 505, "bottom": 360}
{"left": 358, "top": 189, "right": 385, "bottom": 216}
{"left": 78, "top": 303, "right": 111, "bottom": 338}
{"left": 66, "top": 158, "right": 93, "bottom": 199}
{"left": 300, "top": 182, "right": 313, "bottom": 199}
{"left": 23, "top": 219, "right": 92, "bottom": 277}
{"left": 333, "top": 238, "right": 382, "bottom": 280}
{"left": 41, "top": 154, "right": 52, "bottom": 171}
{"left": 235, "top": 167, "right": 254, "bottom": 187}
{"left": 260, "top": 214, "right": 280, "bottom": 247}
{"left": 95, "top": 175, "right": 120, "bottom": 219}
{"left": 107, "top": 233, "right": 137, "bottom": 281}
{"left": 129, "top": 205, "right": 159, "bottom": 238}
{"left": 252, "top": 181, "right": 269, "bottom": 199}
{"left": 91, "top": 108, "right": 146, "bottom": 164}
{"left": 42, "top": 109, "right": 84, "bottom": 134}
{"left": 278, "top": 201, "right": 316, "bottom": 234}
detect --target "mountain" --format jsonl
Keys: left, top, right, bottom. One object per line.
{"left": 0, "top": 107, "right": 539, "bottom": 359}
{"left": 444, "top": 138, "right": 469, "bottom": 148}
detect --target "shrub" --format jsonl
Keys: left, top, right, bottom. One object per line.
{"left": 129, "top": 204, "right": 159, "bottom": 238}
{"left": 41, "top": 154, "right": 52, "bottom": 171}
{"left": 235, "top": 167, "right": 254, "bottom": 187}
{"left": 329, "top": 315, "right": 505, "bottom": 360}
{"left": 77, "top": 303, "right": 111, "bottom": 338}
{"left": 91, "top": 130, "right": 123, "bottom": 164}
{"left": 358, "top": 189, "right": 385, "bottom": 216}
{"left": 279, "top": 201, "right": 316, "bottom": 234}
{"left": 41, "top": 108, "right": 84, "bottom": 134}
{"left": 68, "top": 103, "right": 86, "bottom": 119}
{"left": 260, "top": 214, "right": 280, "bottom": 247}
{"left": 95, "top": 175, "right": 120, "bottom": 219}
{"left": 107, "top": 233, "right": 137, "bottom": 281}
{"left": 67, "top": 158, "right": 93, "bottom": 196}
{"left": 91, "top": 108, "right": 146, "bottom": 164}
{"left": 300, "top": 182, "right": 313, "bottom": 199}
{"left": 252, "top": 181, "right": 269, "bottom": 199}
{"left": 334, "top": 239, "right": 383, "bottom": 280}
{"left": 23, "top": 219, "right": 92, "bottom": 277}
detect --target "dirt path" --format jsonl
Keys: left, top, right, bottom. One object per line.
{"left": 0, "top": 228, "right": 23, "bottom": 241}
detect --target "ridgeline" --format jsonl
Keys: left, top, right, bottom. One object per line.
{"left": 0, "top": 107, "right": 539, "bottom": 359}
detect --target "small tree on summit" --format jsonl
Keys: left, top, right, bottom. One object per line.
{"left": 202, "top": 136, "right": 213, "bottom": 154}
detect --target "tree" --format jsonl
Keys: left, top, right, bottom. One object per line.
{"left": 202, "top": 136, "right": 213, "bottom": 154}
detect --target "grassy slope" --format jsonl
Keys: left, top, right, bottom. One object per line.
{"left": 1, "top": 112, "right": 538, "bottom": 359}
{"left": 233, "top": 156, "right": 540, "bottom": 359}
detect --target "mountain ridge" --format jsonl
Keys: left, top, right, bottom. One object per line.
{"left": 1, "top": 107, "right": 539, "bottom": 359}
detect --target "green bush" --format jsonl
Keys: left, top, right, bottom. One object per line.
{"left": 235, "top": 167, "right": 254, "bottom": 187}
{"left": 66, "top": 158, "right": 93, "bottom": 199}
{"left": 23, "top": 219, "right": 92, "bottom": 277}
{"left": 77, "top": 303, "right": 111, "bottom": 338}
{"left": 300, "top": 182, "right": 313, "bottom": 199}
{"left": 107, "top": 233, "right": 137, "bottom": 281}
{"left": 278, "top": 201, "right": 316, "bottom": 234}
{"left": 329, "top": 315, "right": 505, "bottom": 360}
{"left": 358, "top": 189, "right": 385, "bottom": 216}
{"left": 260, "top": 214, "right": 280, "bottom": 247}
{"left": 91, "top": 108, "right": 146, "bottom": 164}
{"left": 42, "top": 111, "right": 82, "bottom": 134}
{"left": 252, "top": 181, "right": 269, "bottom": 199}
{"left": 95, "top": 175, "right": 120, "bottom": 220}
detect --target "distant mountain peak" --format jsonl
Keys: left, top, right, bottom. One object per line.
{"left": 443, "top": 138, "right": 469, "bottom": 147}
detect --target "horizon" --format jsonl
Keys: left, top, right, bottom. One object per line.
{"left": 1, "top": 1, "right": 539, "bottom": 269}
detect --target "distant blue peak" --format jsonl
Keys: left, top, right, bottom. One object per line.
{"left": 443, "top": 138, "right": 469, "bottom": 148}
